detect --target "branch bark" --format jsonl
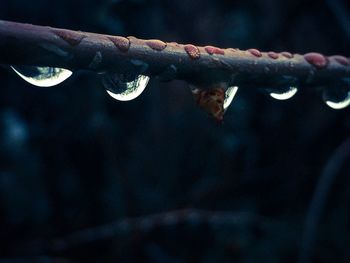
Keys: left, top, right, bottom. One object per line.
{"left": 0, "top": 20, "right": 349, "bottom": 87}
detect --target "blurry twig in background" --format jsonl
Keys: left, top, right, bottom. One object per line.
{"left": 325, "top": 0, "right": 350, "bottom": 42}
{"left": 299, "top": 138, "right": 350, "bottom": 263}
{"left": 51, "top": 209, "right": 262, "bottom": 252}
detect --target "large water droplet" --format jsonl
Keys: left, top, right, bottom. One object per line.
{"left": 269, "top": 86, "right": 298, "bottom": 100}
{"left": 323, "top": 84, "right": 350, "bottom": 110}
{"left": 102, "top": 72, "right": 149, "bottom": 101}
{"left": 11, "top": 66, "right": 72, "bottom": 87}
{"left": 224, "top": 86, "right": 239, "bottom": 110}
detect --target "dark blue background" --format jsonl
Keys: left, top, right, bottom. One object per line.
{"left": 0, "top": 0, "right": 350, "bottom": 262}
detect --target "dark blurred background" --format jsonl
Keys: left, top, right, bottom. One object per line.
{"left": 1, "top": 0, "right": 350, "bottom": 262}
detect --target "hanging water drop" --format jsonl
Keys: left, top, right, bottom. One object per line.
{"left": 269, "top": 86, "right": 298, "bottom": 100}
{"left": 261, "top": 75, "right": 299, "bottom": 101}
{"left": 224, "top": 86, "right": 239, "bottom": 110}
{"left": 102, "top": 72, "right": 149, "bottom": 101}
{"left": 190, "top": 83, "right": 238, "bottom": 122}
{"left": 11, "top": 65, "right": 72, "bottom": 87}
{"left": 322, "top": 83, "right": 350, "bottom": 110}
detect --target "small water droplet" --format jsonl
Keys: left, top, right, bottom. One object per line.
{"left": 102, "top": 72, "right": 149, "bottom": 101}
{"left": 11, "top": 66, "right": 72, "bottom": 87}
{"left": 323, "top": 82, "right": 350, "bottom": 109}
{"left": 224, "top": 86, "right": 239, "bottom": 110}
{"left": 269, "top": 86, "right": 298, "bottom": 100}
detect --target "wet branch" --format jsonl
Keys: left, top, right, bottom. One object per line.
{"left": 0, "top": 20, "right": 350, "bottom": 87}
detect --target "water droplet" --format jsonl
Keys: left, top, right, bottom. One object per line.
{"left": 323, "top": 83, "right": 350, "bottom": 110}
{"left": 269, "top": 86, "right": 298, "bottom": 100}
{"left": 102, "top": 72, "right": 149, "bottom": 101}
{"left": 11, "top": 66, "right": 72, "bottom": 87}
{"left": 224, "top": 86, "right": 239, "bottom": 110}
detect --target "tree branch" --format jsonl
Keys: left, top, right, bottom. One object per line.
{"left": 0, "top": 20, "right": 349, "bottom": 87}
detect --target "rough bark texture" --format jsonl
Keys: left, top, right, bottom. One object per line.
{"left": 0, "top": 20, "right": 349, "bottom": 87}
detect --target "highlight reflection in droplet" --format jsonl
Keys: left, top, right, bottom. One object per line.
{"left": 224, "top": 86, "right": 239, "bottom": 110}
{"left": 11, "top": 66, "right": 72, "bottom": 87}
{"left": 269, "top": 86, "right": 298, "bottom": 100}
{"left": 323, "top": 89, "right": 350, "bottom": 110}
{"left": 325, "top": 96, "right": 350, "bottom": 109}
{"left": 102, "top": 73, "right": 150, "bottom": 101}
